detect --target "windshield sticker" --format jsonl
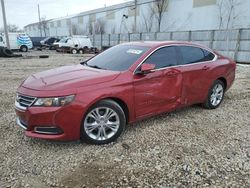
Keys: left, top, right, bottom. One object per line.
{"left": 126, "top": 49, "right": 143, "bottom": 55}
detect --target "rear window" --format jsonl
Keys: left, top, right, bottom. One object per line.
{"left": 179, "top": 46, "right": 215, "bottom": 65}
{"left": 203, "top": 49, "right": 215, "bottom": 61}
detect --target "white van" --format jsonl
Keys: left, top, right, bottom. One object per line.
{"left": 53, "top": 35, "right": 92, "bottom": 54}
{"left": 0, "top": 33, "right": 33, "bottom": 52}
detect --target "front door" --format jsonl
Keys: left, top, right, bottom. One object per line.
{"left": 133, "top": 46, "right": 183, "bottom": 119}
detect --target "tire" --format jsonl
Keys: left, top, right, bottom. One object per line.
{"left": 81, "top": 100, "right": 126, "bottom": 145}
{"left": 39, "top": 55, "right": 49, "bottom": 58}
{"left": 20, "top": 45, "right": 28, "bottom": 52}
{"left": 71, "top": 48, "right": 78, "bottom": 54}
{"left": 0, "top": 47, "right": 4, "bottom": 56}
{"left": 203, "top": 80, "right": 225, "bottom": 109}
{"left": 78, "top": 49, "right": 84, "bottom": 54}
{"left": 2, "top": 47, "right": 13, "bottom": 57}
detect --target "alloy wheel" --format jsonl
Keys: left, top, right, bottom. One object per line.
{"left": 84, "top": 107, "right": 120, "bottom": 141}
{"left": 210, "top": 83, "right": 224, "bottom": 106}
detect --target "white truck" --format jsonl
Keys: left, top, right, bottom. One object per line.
{"left": 53, "top": 35, "right": 92, "bottom": 54}
{"left": 0, "top": 33, "right": 33, "bottom": 52}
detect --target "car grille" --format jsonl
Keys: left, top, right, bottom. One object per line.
{"left": 17, "top": 94, "right": 36, "bottom": 108}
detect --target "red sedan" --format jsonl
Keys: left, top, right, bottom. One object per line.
{"left": 15, "top": 41, "right": 236, "bottom": 144}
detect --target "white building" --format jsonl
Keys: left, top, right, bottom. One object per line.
{"left": 24, "top": 0, "right": 250, "bottom": 37}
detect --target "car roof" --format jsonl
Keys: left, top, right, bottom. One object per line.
{"left": 121, "top": 41, "right": 212, "bottom": 51}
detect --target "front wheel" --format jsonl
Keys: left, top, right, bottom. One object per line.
{"left": 203, "top": 80, "right": 225, "bottom": 109}
{"left": 81, "top": 100, "right": 126, "bottom": 145}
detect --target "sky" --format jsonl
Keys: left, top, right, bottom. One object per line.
{"left": 0, "top": 0, "right": 127, "bottom": 29}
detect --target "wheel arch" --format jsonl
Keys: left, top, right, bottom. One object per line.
{"left": 217, "top": 77, "right": 227, "bottom": 90}
{"left": 82, "top": 97, "right": 130, "bottom": 125}
{"left": 106, "top": 97, "right": 129, "bottom": 124}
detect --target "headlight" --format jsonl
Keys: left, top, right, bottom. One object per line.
{"left": 33, "top": 95, "right": 75, "bottom": 107}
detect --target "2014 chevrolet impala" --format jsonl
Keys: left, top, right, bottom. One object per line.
{"left": 15, "top": 41, "right": 236, "bottom": 144}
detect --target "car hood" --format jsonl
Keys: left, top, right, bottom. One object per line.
{"left": 22, "top": 64, "right": 120, "bottom": 91}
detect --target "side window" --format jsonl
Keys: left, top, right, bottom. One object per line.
{"left": 179, "top": 46, "right": 206, "bottom": 65}
{"left": 0, "top": 37, "right": 3, "bottom": 42}
{"left": 48, "top": 38, "right": 53, "bottom": 43}
{"left": 144, "top": 47, "right": 178, "bottom": 69}
{"left": 203, "top": 49, "right": 215, "bottom": 61}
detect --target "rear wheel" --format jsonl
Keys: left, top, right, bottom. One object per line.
{"left": 78, "top": 49, "right": 84, "bottom": 54}
{"left": 20, "top": 45, "right": 28, "bottom": 52}
{"left": 71, "top": 48, "right": 78, "bottom": 54}
{"left": 203, "top": 80, "right": 225, "bottom": 109}
{"left": 81, "top": 100, "right": 126, "bottom": 145}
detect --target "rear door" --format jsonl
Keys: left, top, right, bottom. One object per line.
{"left": 177, "top": 46, "right": 216, "bottom": 105}
{"left": 133, "top": 46, "right": 183, "bottom": 118}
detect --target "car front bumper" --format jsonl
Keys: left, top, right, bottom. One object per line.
{"left": 15, "top": 101, "right": 86, "bottom": 141}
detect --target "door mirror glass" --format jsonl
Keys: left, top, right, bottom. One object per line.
{"left": 138, "top": 63, "right": 156, "bottom": 74}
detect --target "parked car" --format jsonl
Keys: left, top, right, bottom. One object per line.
{"left": 53, "top": 35, "right": 92, "bottom": 54}
{"left": 0, "top": 33, "right": 33, "bottom": 52}
{"left": 15, "top": 41, "right": 236, "bottom": 144}
{"left": 40, "top": 37, "right": 60, "bottom": 49}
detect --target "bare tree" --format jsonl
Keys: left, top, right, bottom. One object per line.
{"left": 130, "top": 22, "right": 136, "bottom": 33}
{"left": 39, "top": 17, "right": 49, "bottom": 37}
{"left": 151, "top": 0, "right": 169, "bottom": 32}
{"left": 217, "top": 0, "right": 244, "bottom": 29}
{"left": 216, "top": 0, "right": 245, "bottom": 57}
{"left": 0, "top": 24, "right": 23, "bottom": 32}
{"left": 94, "top": 19, "right": 106, "bottom": 34}
{"left": 141, "top": 6, "right": 154, "bottom": 32}
{"left": 111, "top": 25, "right": 116, "bottom": 34}
{"left": 71, "top": 24, "right": 78, "bottom": 35}
{"left": 87, "top": 21, "right": 93, "bottom": 35}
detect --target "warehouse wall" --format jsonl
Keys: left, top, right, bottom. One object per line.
{"left": 24, "top": 0, "right": 250, "bottom": 37}
{"left": 89, "top": 28, "right": 250, "bottom": 63}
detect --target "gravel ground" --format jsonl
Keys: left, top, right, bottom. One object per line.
{"left": 0, "top": 50, "right": 249, "bottom": 188}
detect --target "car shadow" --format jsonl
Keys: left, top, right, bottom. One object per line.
{"left": 23, "top": 104, "right": 205, "bottom": 147}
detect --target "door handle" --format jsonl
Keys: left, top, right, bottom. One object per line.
{"left": 202, "top": 66, "right": 209, "bottom": 70}
{"left": 166, "top": 71, "right": 177, "bottom": 76}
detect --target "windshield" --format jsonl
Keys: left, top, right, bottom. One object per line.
{"left": 86, "top": 45, "right": 150, "bottom": 71}
{"left": 59, "top": 38, "right": 68, "bottom": 43}
{"left": 42, "top": 37, "right": 50, "bottom": 41}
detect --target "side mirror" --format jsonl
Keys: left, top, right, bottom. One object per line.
{"left": 137, "top": 63, "right": 156, "bottom": 74}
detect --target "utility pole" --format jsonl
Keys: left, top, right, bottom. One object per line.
{"left": 38, "top": 4, "right": 42, "bottom": 37}
{"left": 134, "top": 0, "right": 137, "bottom": 32}
{"left": 1, "top": 0, "right": 10, "bottom": 49}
